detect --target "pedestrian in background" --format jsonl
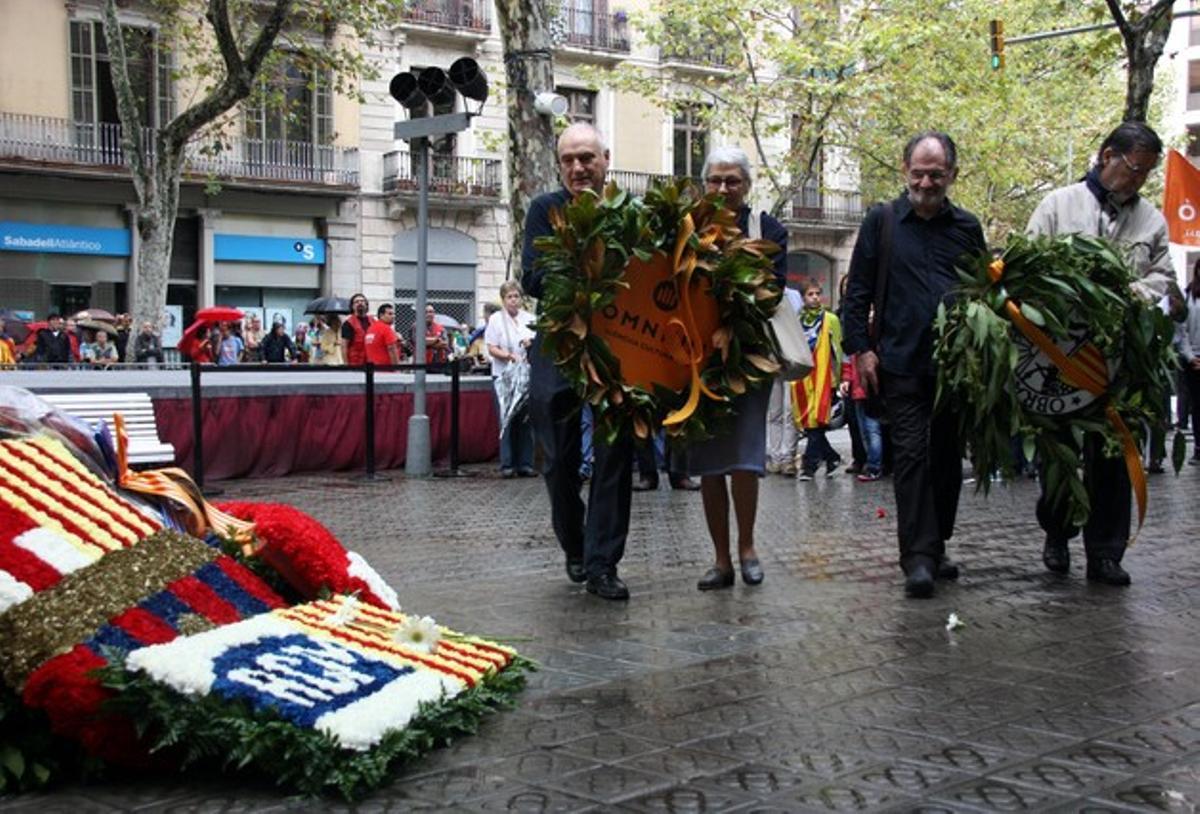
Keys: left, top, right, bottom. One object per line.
{"left": 485, "top": 280, "right": 536, "bottom": 479}
{"left": 794, "top": 280, "right": 843, "bottom": 481}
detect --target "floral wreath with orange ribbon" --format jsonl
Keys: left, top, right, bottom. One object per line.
{"left": 533, "top": 180, "right": 783, "bottom": 445}
{"left": 933, "top": 233, "right": 1179, "bottom": 536}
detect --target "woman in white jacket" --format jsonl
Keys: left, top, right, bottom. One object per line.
{"left": 485, "top": 281, "right": 537, "bottom": 478}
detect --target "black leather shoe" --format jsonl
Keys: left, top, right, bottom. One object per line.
{"left": 1086, "top": 558, "right": 1131, "bottom": 586}
{"left": 670, "top": 476, "right": 701, "bottom": 491}
{"left": 740, "top": 558, "right": 764, "bottom": 585}
{"left": 904, "top": 563, "right": 935, "bottom": 599}
{"left": 1043, "top": 540, "right": 1070, "bottom": 574}
{"left": 697, "top": 567, "right": 735, "bottom": 591}
{"left": 632, "top": 475, "right": 659, "bottom": 492}
{"left": 937, "top": 559, "right": 960, "bottom": 581}
{"left": 586, "top": 573, "right": 630, "bottom": 600}
{"left": 565, "top": 558, "right": 586, "bottom": 583}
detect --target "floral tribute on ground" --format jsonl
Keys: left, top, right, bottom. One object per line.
{"left": 0, "top": 386, "right": 528, "bottom": 798}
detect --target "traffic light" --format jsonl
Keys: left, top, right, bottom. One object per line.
{"left": 989, "top": 19, "right": 1005, "bottom": 70}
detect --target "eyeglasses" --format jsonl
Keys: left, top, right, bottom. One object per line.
{"left": 705, "top": 175, "right": 744, "bottom": 189}
{"left": 1119, "top": 153, "right": 1158, "bottom": 175}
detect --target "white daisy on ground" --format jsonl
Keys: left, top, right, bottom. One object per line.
{"left": 394, "top": 615, "right": 441, "bottom": 654}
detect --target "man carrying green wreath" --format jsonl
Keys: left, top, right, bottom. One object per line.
{"left": 1026, "top": 121, "right": 1177, "bottom": 586}
{"left": 522, "top": 123, "right": 634, "bottom": 601}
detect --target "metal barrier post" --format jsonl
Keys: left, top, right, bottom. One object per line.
{"left": 449, "top": 361, "right": 460, "bottom": 473}
{"left": 355, "top": 363, "right": 389, "bottom": 482}
{"left": 190, "top": 361, "right": 204, "bottom": 489}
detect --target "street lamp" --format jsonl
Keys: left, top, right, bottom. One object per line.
{"left": 390, "top": 58, "right": 488, "bottom": 477}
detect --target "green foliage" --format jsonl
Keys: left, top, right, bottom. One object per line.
{"left": 597, "top": 0, "right": 1169, "bottom": 236}
{"left": 534, "top": 179, "right": 782, "bottom": 446}
{"left": 935, "top": 233, "right": 1178, "bottom": 526}
{"left": 96, "top": 654, "right": 533, "bottom": 800}
{"left": 0, "top": 685, "right": 92, "bottom": 794}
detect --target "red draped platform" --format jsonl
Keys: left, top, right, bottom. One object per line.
{"left": 152, "top": 391, "right": 499, "bottom": 480}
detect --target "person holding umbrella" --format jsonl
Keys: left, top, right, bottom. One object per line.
{"left": 486, "top": 281, "right": 536, "bottom": 478}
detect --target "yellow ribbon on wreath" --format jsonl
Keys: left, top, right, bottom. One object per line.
{"left": 988, "top": 259, "right": 1147, "bottom": 538}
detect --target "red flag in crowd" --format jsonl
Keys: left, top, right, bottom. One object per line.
{"left": 1163, "top": 149, "right": 1200, "bottom": 247}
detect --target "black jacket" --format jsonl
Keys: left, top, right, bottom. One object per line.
{"left": 35, "top": 329, "right": 71, "bottom": 364}
{"left": 842, "top": 194, "right": 986, "bottom": 376}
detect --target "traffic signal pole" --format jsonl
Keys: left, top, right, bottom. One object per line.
{"left": 990, "top": 10, "right": 1200, "bottom": 69}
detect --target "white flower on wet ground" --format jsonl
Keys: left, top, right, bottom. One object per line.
{"left": 945, "top": 612, "right": 964, "bottom": 632}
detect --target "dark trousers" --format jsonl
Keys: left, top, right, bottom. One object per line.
{"left": 883, "top": 373, "right": 962, "bottom": 572}
{"left": 529, "top": 388, "right": 633, "bottom": 579}
{"left": 1036, "top": 433, "right": 1130, "bottom": 561}
{"left": 1187, "top": 368, "right": 1200, "bottom": 450}
{"left": 801, "top": 428, "right": 838, "bottom": 472}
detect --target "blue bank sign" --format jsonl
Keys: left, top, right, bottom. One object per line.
{"left": 214, "top": 234, "right": 325, "bottom": 265}
{"left": 0, "top": 222, "right": 131, "bottom": 257}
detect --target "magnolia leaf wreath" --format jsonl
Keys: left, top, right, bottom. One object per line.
{"left": 934, "top": 233, "right": 1177, "bottom": 529}
{"left": 533, "top": 179, "right": 783, "bottom": 445}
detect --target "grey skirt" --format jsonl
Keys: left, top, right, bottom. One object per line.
{"left": 682, "top": 383, "right": 771, "bottom": 477}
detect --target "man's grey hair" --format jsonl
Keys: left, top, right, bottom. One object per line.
{"left": 558, "top": 122, "right": 609, "bottom": 154}
{"left": 702, "top": 146, "right": 752, "bottom": 187}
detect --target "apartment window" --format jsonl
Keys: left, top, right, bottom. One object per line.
{"left": 673, "top": 105, "right": 708, "bottom": 180}
{"left": 557, "top": 88, "right": 597, "bottom": 124}
{"left": 1192, "top": 0, "right": 1200, "bottom": 47}
{"left": 69, "top": 20, "right": 174, "bottom": 146}
{"left": 1190, "top": 60, "right": 1200, "bottom": 111}
{"left": 245, "top": 59, "right": 334, "bottom": 169}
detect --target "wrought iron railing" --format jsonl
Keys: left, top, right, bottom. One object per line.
{"left": 789, "top": 188, "right": 864, "bottom": 227}
{"left": 0, "top": 112, "right": 359, "bottom": 186}
{"left": 382, "top": 149, "right": 502, "bottom": 199}
{"left": 661, "top": 42, "right": 736, "bottom": 68}
{"left": 400, "top": 0, "right": 491, "bottom": 32}
{"left": 558, "top": 5, "right": 631, "bottom": 52}
{"left": 607, "top": 168, "right": 674, "bottom": 195}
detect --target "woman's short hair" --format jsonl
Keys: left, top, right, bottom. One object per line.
{"left": 702, "top": 146, "right": 752, "bottom": 187}
{"left": 499, "top": 280, "right": 524, "bottom": 299}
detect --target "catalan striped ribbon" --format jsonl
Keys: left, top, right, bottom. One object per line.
{"left": 987, "top": 259, "right": 1147, "bottom": 537}
{"left": 113, "top": 413, "right": 257, "bottom": 551}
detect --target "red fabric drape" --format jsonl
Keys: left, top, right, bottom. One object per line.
{"left": 152, "top": 391, "right": 499, "bottom": 480}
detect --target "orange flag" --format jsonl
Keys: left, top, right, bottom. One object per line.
{"left": 1163, "top": 149, "right": 1200, "bottom": 246}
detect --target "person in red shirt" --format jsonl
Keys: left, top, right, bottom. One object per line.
{"left": 363, "top": 303, "right": 401, "bottom": 367}
{"left": 413, "top": 304, "right": 449, "bottom": 365}
{"left": 339, "top": 293, "right": 374, "bottom": 366}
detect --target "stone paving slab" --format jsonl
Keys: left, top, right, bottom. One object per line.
{"left": 3, "top": 431, "right": 1200, "bottom": 812}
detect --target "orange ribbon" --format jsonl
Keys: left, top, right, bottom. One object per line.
{"left": 662, "top": 213, "right": 726, "bottom": 428}
{"left": 113, "top": 413, "right": 257, "bottom": 553}
{"left": 988, "top": 259, "right": 1147, "bottom": 536}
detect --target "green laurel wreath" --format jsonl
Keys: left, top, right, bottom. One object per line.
{"left": 533, "top": 179, "right": 783, "bottom": 445}
{"left": 934, "top": 233, "right": 1179, "bottom": 526}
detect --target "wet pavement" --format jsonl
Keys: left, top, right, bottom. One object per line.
{"left": 4, "top": 430, "right": 1200, "bottom": 812}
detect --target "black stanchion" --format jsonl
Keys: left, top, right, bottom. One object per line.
{"left": 189, "top": 362, "right": 222, "bottom": 496}
{"left": 449, "top": 362, "right": 460, "bottom": 473}
{"left": 357, "top": 363, "right": 390, "bottom": 482}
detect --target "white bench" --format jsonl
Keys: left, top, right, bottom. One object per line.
{"left": 39, "top": 392, "right": 176, "bottom": 467}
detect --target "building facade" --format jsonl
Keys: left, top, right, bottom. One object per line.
{"left": 0, "top": 0, "right": 861, "bottom": 341}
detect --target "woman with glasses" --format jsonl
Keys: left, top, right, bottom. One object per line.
{"left": 688, "top": 146, "right": 788, "bottom": 591}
